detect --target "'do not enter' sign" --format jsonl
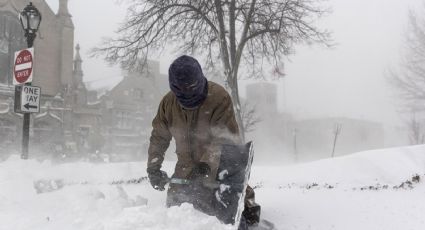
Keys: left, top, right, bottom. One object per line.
{"left": 13, "top": 48, "right": 34, "bottom": 85}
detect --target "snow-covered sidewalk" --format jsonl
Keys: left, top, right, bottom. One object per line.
{"left": 0, "top": 144, "right": 424, "bottom": 230}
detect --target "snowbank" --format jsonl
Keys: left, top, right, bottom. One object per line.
{"left": 0, "top": 156, "right": 230, "bottom": 230}
{"left": 251, "top": 144, "right": 425, "bottom": 187}
{"left": 0, "top": 144, "right": 424, "bottom": 230}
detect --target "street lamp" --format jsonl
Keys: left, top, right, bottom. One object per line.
{"left": 18, "top": 2, "right": 41, "bottom": 159}
{"left": 19, "top": 2, "right": 42, "bottom": 48}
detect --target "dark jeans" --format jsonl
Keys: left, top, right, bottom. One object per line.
{"left": 166, "top": 180, "right": 216, "bottom": 215}
{"left": 166, "top": 182, "right": 260, "bottom": 226}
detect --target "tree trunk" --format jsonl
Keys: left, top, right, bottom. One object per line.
{"left": 226, "top": 70, "right": 245, "bottom": 142}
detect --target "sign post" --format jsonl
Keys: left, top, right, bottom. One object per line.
{"left": 17, "top": 2, "right": 42, "bottom": 160}
{"left": 13, "top": 47, "right": 38, "bottom": 159}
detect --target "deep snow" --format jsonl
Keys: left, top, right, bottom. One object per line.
{"left": 1, "top": 144, "right": 424, "bottom": 230}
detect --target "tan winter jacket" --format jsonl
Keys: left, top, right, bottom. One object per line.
{"left": 147, "top": 81, "right": 241, "bottom": 181}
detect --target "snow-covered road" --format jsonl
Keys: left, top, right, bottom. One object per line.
{"left": 1, "top": 145, "right": 424, "bottom": 230}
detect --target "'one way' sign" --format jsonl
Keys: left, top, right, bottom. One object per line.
{"left": 14, "top": 85, "right": 41, "bottom": 113}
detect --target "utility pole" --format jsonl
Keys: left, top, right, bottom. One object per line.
{"left": 292, "top": 128, "right": 298, "bottom": 162}
{"left": 331, "top": 123, "right": 342, "bottom": 158}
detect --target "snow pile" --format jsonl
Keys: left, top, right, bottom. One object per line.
{"left": 251, "top": 144, "right": 425, "bottom": 187}
{"left": 249, "top": 144, "right": 425, "bottom": 230}
{"left": 0, "top": 157, "right": 230, "bottom": 230}
{"left": 0, "top": 155, "right": 147, "bottom": 183}
{"left": 0, "top": 144, "right": 425, "bottom": 230}
{"left": 99, "top": 204, "right": 232, "bottom": 230}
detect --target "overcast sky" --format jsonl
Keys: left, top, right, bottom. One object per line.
{"left": 44, "top": 0, "right": 422, "bottom": 125}
{"left": 282, "top": 0, "right": 422, "bottom": 125}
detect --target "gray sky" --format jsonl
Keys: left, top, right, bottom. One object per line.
{"left": 45, "top": 0, "right": 422, "bottom": 125}
{"left": 282, "top": 0, "right": 422, "bottom": 125}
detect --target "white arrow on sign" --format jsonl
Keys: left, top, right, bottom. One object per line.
{"left": 21, "top": 85, "right": 41, "bottom": 113}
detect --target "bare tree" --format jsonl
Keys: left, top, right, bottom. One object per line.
{"left": 240, "top": 101, "right": 261, "bottom": 133}
{"left": 388, "top": 6, "right": 425, "bottom": 143}
{"left": 407, "top": 113, "right": 425, "bottom": 145}
{"left": 388, "top": 9, "right": 425, "bottom": 110}
{"left": 93, "top": 0, "right": 332, "bottom": 140}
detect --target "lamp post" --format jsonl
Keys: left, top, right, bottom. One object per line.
{"left": 18, "top": 2, "right": 41, "bottom": 159}
{"left": 19, "top": 2, "right": 41, "bottom": 48}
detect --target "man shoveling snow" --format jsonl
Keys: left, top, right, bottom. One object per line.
{"left": 146, "top": 55, "right": 261, "bottom": 229}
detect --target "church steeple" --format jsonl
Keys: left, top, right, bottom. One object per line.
{"left": 57, "top": 0, "right": 73, "bottom": 28}
{"left": 71, "top": 44, "right": 88, "bottom": 106}
{"left": 57, "top": 0, "right": 74, "bottom": 86}
{"left": 73, "top": 44, "right": 84, "bottom": 86}
{"left": 58, "top": 0, "right": 71, "bottom": 17}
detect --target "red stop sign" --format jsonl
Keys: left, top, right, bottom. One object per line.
{"left": 14, "top": 49, "right": 33, "bottom": 84}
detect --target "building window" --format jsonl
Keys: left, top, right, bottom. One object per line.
{"left": 133, "top": 88, "right": 143, "bottom": 99}
{"left": 0, "top": 11, "right": 26, "bottom": 85}
{"left": 79, "top": 126, "right": 90, "bottom": 148}
{"left": 115, "top": 110, "right": 132, "bottom": 129}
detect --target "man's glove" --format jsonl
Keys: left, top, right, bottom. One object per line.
{"left": 147, "top": 169, "right": 169, "bottom": 191}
